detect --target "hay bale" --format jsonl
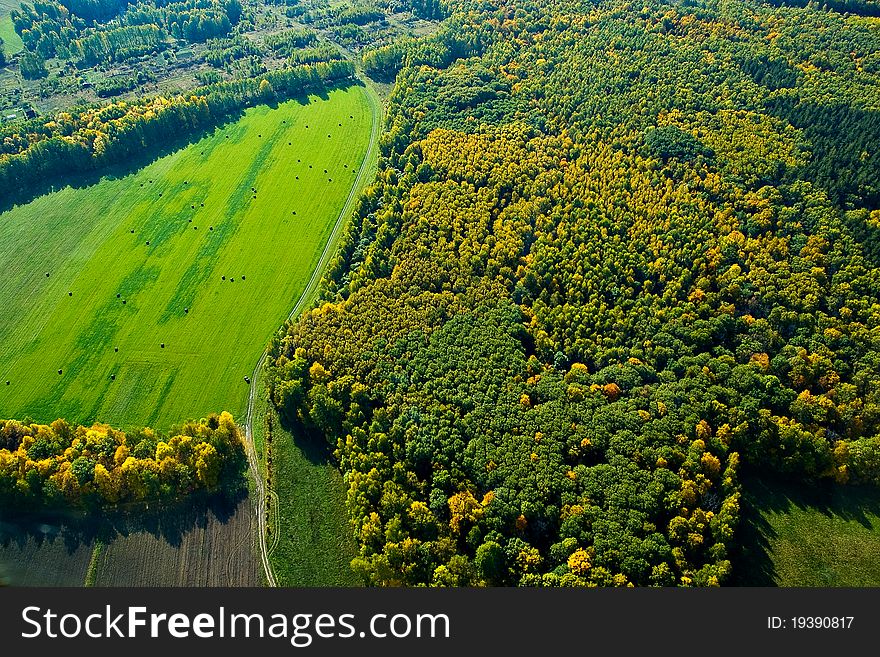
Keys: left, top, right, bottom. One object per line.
{"left": 46, "top": 272, "right": 50, "bottom": 277}
{"left": 114, "top": 347, "right": 118, "bottom": 352}
{"left": 68, "top": 292, "right": 72, "bottom": 296}
{"left": 160, "top": 343, "right": 165, "bottom": 348}
{"left": 146, "top": 241, "right": 150, "bottom": 245}
{"left": 222, "top": 276, "right": 226, "bottom": 280}
{"left": 185, "top": 308, "right": 189, "bottom": 313}
{"left": 117, "top": 294, "right": 120, "bottom": 298}
{"left": 58, "top": 369, "right": 62, "bottom": 375}
{"left": 241, "top": 275, "right": 246, "bottom": 280}
{"left": 111, "top": 375, "right": 115, "bottom": 380}
{"left": 122, "top": 300, "right": 126, "bottom": 304}
{"left": 209, "top": 226, "right": 213, "bottom": 231}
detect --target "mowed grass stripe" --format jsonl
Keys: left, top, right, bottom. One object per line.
{"left": 0, "top": 16, "right": 23, "bottom": 56}
{"left": 0, "top": 86, "right": 372, "bottom": 429}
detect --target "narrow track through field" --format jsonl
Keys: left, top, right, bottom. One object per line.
{"left": 243, "top": 80, "right": 382, "bottom": 587}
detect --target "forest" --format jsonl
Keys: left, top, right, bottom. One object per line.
{"left": 262, "top": 0, "right": 880, "bottom": 586}
{"left": 11, "top": 0, "right": 242, "bottom": 67}
{"left": 0, "top": 412, "right": 247, "bottom": 508}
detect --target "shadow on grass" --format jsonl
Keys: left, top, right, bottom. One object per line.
{"left": 276, "top": 411, "right": 333, "bottom": 467}
{"left": 0, "top": 79, "right": 357, "bottom": 215}
{"left": 0, "top": 486, "right": 248, "bottom": 556}
{"left": 732, "top": 469, "right": 880, "bottom": 585}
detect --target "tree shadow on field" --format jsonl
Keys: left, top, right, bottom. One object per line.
{"left": 0, "top": 487, "right": 248, "bottom": 555}
{"left": 729, "top": 473, "right": 780, "bottom": 586}
{"left": 0, "top": 79, "right": 358, "bottom": 215}
{"left": 276, "top": 412, "right": 333, "bottom": 467}
{"left": 731, "top": 469, "right": 880, "bottom": 585}
{"left": 0, "top": 113, "right": 244, "bottom": 215}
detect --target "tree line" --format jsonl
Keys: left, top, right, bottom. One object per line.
{"left": 362, "top": 15, "right": 491, "bottom": 82}
{"left": 0, "top": 412, "right": 246, "bottom": 508}
{"left": 0, "top": 59, "right": 354, "bottom": 200}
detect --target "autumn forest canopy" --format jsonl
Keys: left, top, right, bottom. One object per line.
{"left": 263, "top": 0, "right": 880, "bottom": 586}
{"left": 0, "top": 412, "right": 247, "bottom": 508}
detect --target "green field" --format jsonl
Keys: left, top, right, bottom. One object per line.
{"left": 736, "top": 476, "right": 880, "bottom": 586}
{"left": 0, "top": 15, "right": 23, "bottom": 56}
{"left": 252, "top": 379, "right": 360, "bottom": 586}
{"left": 0, "top": 85, "right": 373, "bottom": 430}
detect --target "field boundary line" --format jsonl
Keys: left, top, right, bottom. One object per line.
{"left": 244, "top": 80, "right": 382, "bottom": 587}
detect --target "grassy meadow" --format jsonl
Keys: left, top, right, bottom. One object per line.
{"left": 0, "top": 85, "right": 372, "bottom": 430}
{"left": 0, "top": 15, "right": 22, "bottom": 56}
{"left": 736, "top": 476, "right": 880, "bottom": 586}
{"left": 0, "top": 0, "right": 23, "bottom": 58}
{"left": 252, "top": 379, "right": 360, "bottom": 587}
